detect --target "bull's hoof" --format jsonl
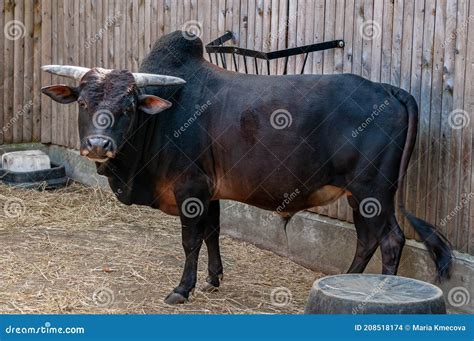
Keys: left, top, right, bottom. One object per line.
{"left": 200, "top": 281, "right": 219, "bottom": 293}
{"left": 164, "top": 292, "right": 188, "bottom": 305}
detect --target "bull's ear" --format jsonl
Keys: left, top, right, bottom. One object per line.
{"left": 41, "top": 85, "right": 78, "bottom": 104}
{"left": 138, "top": 94, "right": 172, "bottom": 115}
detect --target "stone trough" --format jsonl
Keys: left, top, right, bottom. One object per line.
{"left": 305, "top": 274, "right": 446, "bottom": 314}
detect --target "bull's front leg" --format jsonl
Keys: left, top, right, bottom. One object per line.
{"left": 164, "top": 189, "right": 209, "bottom": 305}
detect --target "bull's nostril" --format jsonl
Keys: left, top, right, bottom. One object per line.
{"left": 103, "top": 139, "right": 112, "bottom": 150}
{"left": 85, "top": 138, "right": 93, "bottom": 149}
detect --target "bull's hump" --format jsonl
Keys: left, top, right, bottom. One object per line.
{"left": 150, "top": 30, "right": 204, "bottom": 60}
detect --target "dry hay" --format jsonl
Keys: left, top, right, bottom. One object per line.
{"left": 0, "top": 182, "right": 323, "bottom": 314}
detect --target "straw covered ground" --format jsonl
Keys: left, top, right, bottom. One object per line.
{"left": 0, "top": 183, "right": 323, "bottom": 314}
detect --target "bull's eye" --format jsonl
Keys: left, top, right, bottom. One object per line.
{"left": 77, "top": 99, "right": 87, "bottom": 108}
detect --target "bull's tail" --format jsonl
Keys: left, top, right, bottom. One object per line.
{"left": 392, "top": 87, "right": 453, "bottom": 281}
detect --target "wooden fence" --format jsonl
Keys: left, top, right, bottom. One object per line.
{"left": 0, "top": 0, "right": 473, "bottom": 256}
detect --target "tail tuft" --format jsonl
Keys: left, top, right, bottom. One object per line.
{"left": 402, "top": 208, "right": 453, "bottom": 281}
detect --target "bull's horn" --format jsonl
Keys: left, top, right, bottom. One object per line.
{"left": 41, "top": 65, "right": 91, "bottom": 80}
{"left": 132, "top": 73, "right": 186, "bottom": 86}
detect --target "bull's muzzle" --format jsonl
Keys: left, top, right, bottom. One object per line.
{"left": 81, "top": 135, "right": 116, "bottom": 162}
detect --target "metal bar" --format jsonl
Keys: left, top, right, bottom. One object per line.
{"left": 208, "top": 53, "right": 213, "bottom": 64}
{"left": 254, "top": 57, "right": 258, "bottom": 75}
{"left": 300, "top": 53, "right": 309, "bottom": 74}
{"left": 267, "top": 59, "right": 270, "bottom": 75}
{"left": 243, "top": 56, "right": 248, "bottom": 74}
{"left": 283, "top": 56, "right": 289, "bottom": 75}
{"left": 206, "top": 35, "right": 344, "bottom": 61}
{"left": 220, "top": 53, "right": 227, "bottom": 69}
{"left": 232, "top": 52, "right": 238, "bottom": 71}
{"left": 214, "top": 53, "right": 220, "bottom": 67}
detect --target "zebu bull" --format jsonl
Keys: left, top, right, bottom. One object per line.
{"left": 41, "top": 31, "right": 452, "bottom": 304}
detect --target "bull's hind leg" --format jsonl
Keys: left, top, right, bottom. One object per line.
{"left": 346, "top": 209, "right": 382, "bottom": 273}
{"left": 379, "top": 214, "right": 405, "bottom": 275}
{"left": 346, "top": 195, "right": 403, "bottom": 275}
{"left": 201, "top": 200, "right": 224, "bottom": 292}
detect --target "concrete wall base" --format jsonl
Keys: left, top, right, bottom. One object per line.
{"left": 3, "top": 143, "right": 472, "bottom": 313}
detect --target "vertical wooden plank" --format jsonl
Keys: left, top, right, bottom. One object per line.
{"left": 61, "top": 0, "right": 70, "bottom": 148}
{"left": 436, "top": 0, "right": 457, "bottom": 238}
{"left": 163, "top": 0, "right": 171, "bottom": 34}
{"left": 333, "top": 0, "right": 345, "bottom": 74}
{"left": 246, "top": 0, "right": 256, "bottom": 73}
{"left": 292, "top": 0, "right": 304, "bottom": 74}
{"left": 32, "top": 0, "right": 42, "bottom": 141}
{"left": 23, "top": 0, "right": 34, "bottom": 143}
{"left": 360, "top": 0, "right": 373, "bottom": 79}
{"left": 254, "top": 0, "right": 264, "bottom": 73}
{"left": 40, "top": 0, "right": 51, "bottom": 143}
{"left": 342, "top": 0, "right": 355, "bottom": 75}
{"left": 415, "top": 0, "right": 435, "bottom": 224}
{"left": 405, "top": 0, "right": 425, "bottom": 234}
{"left": 369, "top": 0, "right": 382, "bottom": 81}
{"left": 311, "top": 0, "right": 325, "bottom": 75}
{"left": 286, "top": 0, "right": 297, "bottom": 74}
{"left": 50, "top": 0, "right": 58, "bottom": 145}
{"left": 107, "top": 0, "right": 115, "bottom": 67}
{"left": 275, "top": 0, "right": 287, "bottom": 75}
{"left": 151, "top": 0, "right": 160, "bottom": 44}
{"left": 323, "top": 0, "right": 336, "bottom": 75}
{"left": 462, "top": 0, "right": 473, "bottom": 254}
{"left": 426, "top": 0, "right": 446, "bottom": 227}
{"left": 389, "top": 0, "right": 403, "bottom": 86}
{"left": 197, "top": 0, "right": 211, "bottom": 47}
{"left": 380, "top": 0, "right": 393, "bottom": 83}
{"left": 231, "top": 0, "right": 241, "bottom": 70}
{"left": 268, "top": 0, "right": 280, "bottom": 74}
{"left": 95, "top": 0, "right": 103, "bottom": 67}
{"left": 114, "top": 0, "right": 123, "bottom": 68}
{"left": 262, "top": 0, "right": 272, "bottom": 69}
{"left": 12, "top": 0, "right": 25, "bottom": 143}
{"left": 448, "top": 0, "right": 469, "bottom": 250}
{"left": 238, "top": 0, "right": 248, "bottom": 73}
{"left": 138, "top": 0, "right": 144, "bottom": 64}
{"left": 126, "top": 0, "right": 133, "bottom": 69}
{"left": 132, "top": 0, "right": 139, "bottom": 70}
{"left": 301, "top": 0, "right": 314, "bottom": 75}
{"left": 99, "top": 0, "right": 107, "bottom": 67}
{"left": 352, "top": 0, "right": 363, "bottom": 76}
{"left": 72, "top": 0, "right": 80, "bottom": 149}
